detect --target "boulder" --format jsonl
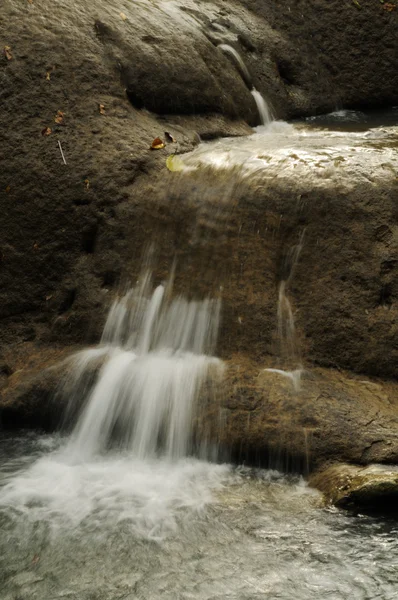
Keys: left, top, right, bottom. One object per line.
{"left": 309, "top": 463, "right": 398, "bottom": 510}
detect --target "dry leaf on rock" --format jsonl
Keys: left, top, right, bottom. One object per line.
{"left": 46, "top": 71, "right": 51, "bottom": 80}
{"left": 4, "top": 46, "right": 12, "bottom": 61}
{"left": 151, "top": 137, "right": 165, "bottom": 150}
{"left": 54, "top": 110, "right": 65, "bottom": 125}
{"left": 41, "top": 127, "right": 52, "bottom": 136}
{"left": 165, "top": 131, "right": 177, "bottom": 143}
{"left": 99, "top": 104, "right": 106, "bottom": 115}
{"left": 120, "top": 12, "right": 127, "bottom": 20}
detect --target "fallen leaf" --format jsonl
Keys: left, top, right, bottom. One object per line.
{"left": 28, "top": 0, "right": 33, "bottom": 4}
{"left": 33, "top": 243, "right": 39, "bottom": 251}
{"left": 166, "top": 154, "right": 184, "bottom": 172}
{"left": 41, "top": 127, "right": 52, "bottom": 136}
{"left": 54, "top": 110, "right": 65, "bottom": 125}
{"left": 4, "top": 46, "right": 12, "bottom": 61}
{"left": 383, "top": 2, "right": 396, "bottom": 10}
{"left": 32, "top": 554, "right": 40, "bottom": 565}
{"left": 5, "top": 185, "right": 11, "bottom": 193}
{"left": 165, "top": 131, "right": 177, "bottom": 143}
{"left": 120, "top": 12, "right": 127, "bottom": 20}
{"left": 46, "top": 71, "right": 51, "bottom": 80}
{"left": 151, "top": 137, "right": 165, "bottom": 150}
{"left": 45, "top": 295, "right": 53, "bottom": 302}
{"left": 99, "top": 104, "right": 106, "bottom": 115}
{"left": 84, "top": 178, "right": 90, "bottom": 189}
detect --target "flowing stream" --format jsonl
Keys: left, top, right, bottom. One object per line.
{"left": 1, "top": 109, "right": 398, "bottom": 599}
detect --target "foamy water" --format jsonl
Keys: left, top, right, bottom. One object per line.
{"left": 0, "top": 441, "right": 230, "bottom": 540}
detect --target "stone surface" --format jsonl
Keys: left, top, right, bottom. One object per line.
{"left": 1, "top": 0, "right": 398, "bottom": 481}
{"left": 203, "top": 357, "right": 398, "bottom": 471}
{"left": 309, "top": 463, "right": 398, "bottom": 509}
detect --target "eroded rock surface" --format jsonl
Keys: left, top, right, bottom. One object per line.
{"left": 1, "top": 0, "right": 398, "bottom": 491}
{"left": 309, "top": 463, "right": 398, "bottom": 510}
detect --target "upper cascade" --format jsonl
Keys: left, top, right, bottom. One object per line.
{"left": 218, "top": 43, "right": 273, "bottom": 126}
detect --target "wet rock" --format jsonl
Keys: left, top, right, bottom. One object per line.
{"left": 309, "top": 463, "right": 398, "bottom": 510}
{"left": 2, "top": 347, "right": 398, "bottom": 478}
{"left": 200, "top": 357, "right": 398, "bottom": 472}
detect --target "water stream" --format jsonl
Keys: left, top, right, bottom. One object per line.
{"left": 1, "top": 110, "right": 398, "bottom": 599}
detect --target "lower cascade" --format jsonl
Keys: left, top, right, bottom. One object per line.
{"left": 65, "top": 271, "right": 223, "bottom": 460}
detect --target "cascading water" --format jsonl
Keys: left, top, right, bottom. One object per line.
{"left": 265, "top": 231, "right": 305, "bottom": 390}
{"left": 218, "top": 43, "right": 273, "bottom": 126}
{"left": 251, "top": 88, "right": 273, "bottom": 126}
{"left": 65, "top": 271, "right": 223, "bottom": 460}
{"left": 0, "top": 270, "right": 228, "bottom": 540}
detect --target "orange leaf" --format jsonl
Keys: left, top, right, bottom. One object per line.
{"left": 4, "top": 46, "right": 12, "bottom": 61}
{"left": 54, "top": 110, "right": 65, "bottom": 125}
{"left": 99, "top": 104, "right": 106, "bottom": 115}
{"left": 151, "top": 137, "right": 165, "bottom": 150}
{"left": 383, "top": 2, "right": 396, "bottom": 10}
{"left": 84, "top": 178, "right": 90, "bottom": 189}
{"left": 33, "top": 243, "right": 39, "bottom": 251}
{"left": 5, "top": 185, "right": 11, "bottom": 193}
{"left": 41, "top": 127, "right": 52, "bottom": 136}
{"left": 165, "top": 131, "right": 177, "bottom": 143}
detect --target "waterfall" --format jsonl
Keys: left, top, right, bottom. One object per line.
{"left": 265, "top": 232, "right": 305, "bottom": 390}
{"left": 218, "top": 43, "right": 253, "bottom": 89}
{"left": 218, "top": 43, "right": 273, "bottom": 126}
{"left": 251, "top": 88, "right": 272, "bottom": 126}
{"left": 64, "top": 271, "right": 223, "bottom": 461}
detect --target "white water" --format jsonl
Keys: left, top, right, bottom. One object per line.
{"left": 218, "top": 43, "right": 273, "bottom": 126}
{"left": 65, "top": 271, "right": 223, "bottom": 460}
{"left": 265, "top": 232, "right": 305, "bottom": 390}
{"left": 251, "top": 88, "right": 273, "bottom": 126}
{"left": 0, "top": 271, "right": 228, "bottom": 539}
{"left": 218, "top": 43, "right": 252, "bottom": 88}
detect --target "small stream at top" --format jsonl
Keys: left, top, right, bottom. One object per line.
{"left": 1, "top": 109, "right": 398, "bottom": 600}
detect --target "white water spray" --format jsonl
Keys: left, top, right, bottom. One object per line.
{"left": 218, "top": 43, "right": 273, "bottom": 126}
{"left": 251, "top": 88, "right": 272, "bottom": 126}
{"left": 0, "top": 271, "right": 228, "bottom": 538}
{"left": 265, "top": 232, "right": 305, "bottom": 389}
{"left": 66, "top": 272, "right": 223, "bottom": 460}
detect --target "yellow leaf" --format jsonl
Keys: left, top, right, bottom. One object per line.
{"left": 99, "top": 104, "right": 106, "bottom": 115}
{"left": 151, "top": 137, "right": 165, "bottom": 150}
{"left": 166, "top": 155, "right": 184, "bottom": 172}
{"left": 46, "top": 71, "right": 51, "bottom": 80}
{"left": 120, "top": 12, "right": 127, "bottom": 20}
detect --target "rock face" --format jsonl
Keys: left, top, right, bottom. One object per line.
{"left": 309, "top": 463, "right": 398, "bottom": 510}
{"left": 1, "top": 0, "right": 398, "bottom": 498}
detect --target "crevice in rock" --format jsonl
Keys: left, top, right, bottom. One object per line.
{"left": 378, "top": 283, "right": 393, "bottom": 307}
{"left": 276, "top": 59, "right": 297, "bottom": 86}
{"left": 81, "top": 223, "right": 98, "bottom": 254}
{"left": 58, "top": 288, "right": 76, "bottom": 315}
